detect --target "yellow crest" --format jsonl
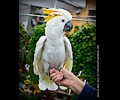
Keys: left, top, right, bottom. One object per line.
{"left": 43, "top": 8, "right": 64, "bottom": 22}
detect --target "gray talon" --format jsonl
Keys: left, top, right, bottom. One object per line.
{"left": 58, "top": 67, "right": 62, "bottom": 71}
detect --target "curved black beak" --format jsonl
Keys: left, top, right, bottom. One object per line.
{"left": 63, "top": 21, "right": 73, "bottom": 32}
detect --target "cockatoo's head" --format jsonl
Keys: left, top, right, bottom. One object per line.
{"left": 43, "top": 8, "right": 73, "bottom": 34}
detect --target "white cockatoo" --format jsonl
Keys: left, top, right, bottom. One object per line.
{"left": 33, "top": 8, "right": 73, "bottom": 91}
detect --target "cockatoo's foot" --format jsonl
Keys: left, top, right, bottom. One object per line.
{"left": 58, "top": 63, "right": 64, "bottom": 71}
{"left": 48, "top": 71, "right": 52, "bottom": 80}
{"left": 45, "top": 70, "right": 49, "bottom": 75}
{"left": 49, "top": 75, "right": 52, "bottom": 80}
{"left": 58, "top": 67, "right": 63, "bottom": 71}
{"left": 45, "top": 69, "right": 52, "bottom": 80}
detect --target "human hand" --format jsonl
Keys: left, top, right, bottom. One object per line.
{"left": 50, "top": 68, "right": 77, "bottom": 90}
{"left": 50, "top": 68, "right": 64, "bottom": 86}
{"left": 50, "top": 68, "right": 85, "bottom": 94}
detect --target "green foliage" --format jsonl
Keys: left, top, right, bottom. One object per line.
{"left": 27, "top": 24, "right": 46, "bottom": 83}
{"left": 19, "top": 23, "right": 30, "bottom": 67}
{"left": 68, "top": 24, "right": 96, "bottom": 87}
{"left": 71, "top": 93, "right": 79, "bottom": 100}
{"left": 19, "top": 23, "right": 47, "bottom": 99}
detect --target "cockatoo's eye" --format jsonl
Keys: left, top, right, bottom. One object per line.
{"left": 62, "top": 19, "right": 65, "bottom": 22}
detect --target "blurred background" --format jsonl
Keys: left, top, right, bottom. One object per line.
{"left": 19, "top": 0, "right": 96, "bottom": 35}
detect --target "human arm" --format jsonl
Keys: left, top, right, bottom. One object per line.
{"left": 50, "top": 68, "right": 96, "bottom": 100}
{"left": 77, "top": 83, "right": 96, "bottom": 100}
{"left": 50, "top": 68, "right": 85, "bottom": 94}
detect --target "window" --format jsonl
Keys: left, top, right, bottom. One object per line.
{"left": 88, "top": 9, "right": 96, "bottom": 24}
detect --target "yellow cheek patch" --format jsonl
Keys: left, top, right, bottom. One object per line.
{"left": 43, "top": 8, "right": 64, "bottom": 22}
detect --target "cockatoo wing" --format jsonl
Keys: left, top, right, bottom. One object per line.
{"left": 59, "top": 37, "right": 73, "bottom": 90}
{"left": 33, "top": 36, "right": 58, "bottom": 90}
{"left": 33, "top": 36, "right": 47, "bottom": 75}
{"left": 63, "top": 37, "right": 73, "bottom": 71}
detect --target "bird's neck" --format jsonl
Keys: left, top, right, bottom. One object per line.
{"left": 47, "top": 34, "right": 64, "bottom": 43}
{"left": 46, "top": 37, "right": 64, "bottom": 47}
{"left": 45, "top": 30, "right": 64, "bottom": 41}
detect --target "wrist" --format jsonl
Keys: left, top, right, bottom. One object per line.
{"left": 70, "top": 80, "right": 84, "bottom": 94}
{"left": 70, "top": 73, "right": 85, "bottom": 94}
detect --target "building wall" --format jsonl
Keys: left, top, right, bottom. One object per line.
{"left": 87, "top": 0, "right": 96, "bottom": 8}
{"left": 69, "top": 0, "right": 96, "bottom": 34}
{"left": 19, "top": 3, "right": 31, "bottom": 30}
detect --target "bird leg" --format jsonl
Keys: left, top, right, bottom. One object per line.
{"left": 58, "top": 62, "right": 64, "bottom": 71}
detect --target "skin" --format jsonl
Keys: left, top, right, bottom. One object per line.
{"left": 50, "top": 68, "right": 85, "bottom": 94}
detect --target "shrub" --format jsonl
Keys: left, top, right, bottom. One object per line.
{"left": 68, "top": 24, "right": 96, "bottom": 87}
{"left": 19, "top": 23, "right": 30, "bottom": 68}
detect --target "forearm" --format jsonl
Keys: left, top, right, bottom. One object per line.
{"left": 77, "top": 84, "right": 96, "bottom": 100}
{"left": 69, "top": 73, "right": 85, "bottom": 94}
{"left": 69, "top": 80, "right": 85, "bottom": 94}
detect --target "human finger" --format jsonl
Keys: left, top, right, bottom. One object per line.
{"left": 50, "top": 72, "right": 56, "bottom": 78}
{"left": 50, "top": 68, "right": 56, "bottom": 74}
{"left": 52, "top": 74, "right": 63, "bottom": 82}
{"left": 54, "top": 74, "right": 63, "bottom": 82}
